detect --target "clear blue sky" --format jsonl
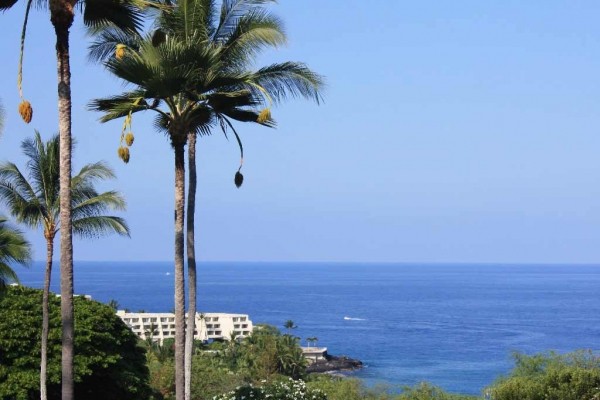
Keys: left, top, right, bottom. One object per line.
{"left": 1, "top": 1, "right": 600, "bottom": 263}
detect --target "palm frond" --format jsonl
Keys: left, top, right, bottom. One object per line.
{"left": 21, "top": 131, "right": 59, "bottom": 213}
{"left": 88, "top": 27, "right": 142, "bottom": 63}
{"left": 160, "top": 0, "right": 212, "bottom": 39}
{"left": 72, "top": 161, "right": 117, "bottom": 188}
{"left": 88, "top": 90, "right": 151, "bottom": 122}
{"left": 82, "top": 0, "right": 146, "bottom": 34}
{"left": 0, "top": 181, "right": 43, "bottom": 227}
{"left": 0, "top": 216, "right": 31, "bottom": 291}
{"left": 219, "top": 8, "right": 285, "bottom": 70}
{"left": 207, "top": 90, "right": 259, "bottom": 111}
{"left": 214, "top": 0, "right": 276, "bottom": 42}
{"left": 0, "top": 161, "right": 44, "bottom": 226}
{"left": 72, "top": 216, "right": 130, "bottom": 239}
{"left": 72, "top": 190, "right": 127, "bottom": 216}
{"left": 244, "top": 62, "right": 324, "bottom": 105}
{"left": 0, "top": 0, "right": 19, "bottom": 11}
{"left": 185, "top": 104, "right": 213, "bottom": 135}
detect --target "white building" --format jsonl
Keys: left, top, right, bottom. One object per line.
{"left": 116, "top": 311, "right": 253, "bottom": 343}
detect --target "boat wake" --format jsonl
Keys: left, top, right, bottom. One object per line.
{"left": 344, "top": 316, "right": 366, "bottom": 321}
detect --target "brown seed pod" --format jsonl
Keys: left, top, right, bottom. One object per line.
{"left": 115, "top": 44, "right": 126, "bottom": 60}
{"left": 125, "top": 132, "right": 134, "bottom": 146}
{"left": 18, "top": 100, "right": 33, "bottom": 124}
{"left": 118, "top": 146, "right": 130, "bottom": 163}
{"left": 234, "top": 171, "right": 244, "bottom": 188}
{"left": 257, "top": 108, "right": 271, "bottom": 124}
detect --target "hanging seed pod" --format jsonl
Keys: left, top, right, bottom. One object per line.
{"left": 115, "top": 44, "right": 126, "bottom": 60}
{"left": 125, "top": 132, "right": 135, "bottom": 146}
{"left": 118, "top": 146, "right": 130, "bottom": 163}
{"left": 234, "top": 171, "right": 244, "bottom": 188}
{"left": 18, "top": 100, "right": 33, "bottom": 124}
{"left": 257, "top": 108, "right": 271, "bottom": 124}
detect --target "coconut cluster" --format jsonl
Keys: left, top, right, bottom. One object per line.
{"left": 257, "top": 108, "right": 271, "bottom": 124}
{"left": 18, "top": 100, "right": 33, "bottom": 124}
{"left": 125, "top": 132, "right": 134, "bottom": 146}
{"left": 118, "top": 146, "right": 130, "bottom": 163}
{"left": 115, "top": 44, "right": 126, "bottom": 60}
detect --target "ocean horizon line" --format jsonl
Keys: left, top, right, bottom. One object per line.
{"left": 29, "top": 260, "right": 600, "bottom": 267}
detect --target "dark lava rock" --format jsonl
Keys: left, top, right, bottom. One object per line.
{"left": 306, "top": 354, "right": 363, "bottom": 373}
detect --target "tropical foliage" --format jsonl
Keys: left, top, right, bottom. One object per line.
{"left": 0, "top": 216, "right": 31, "bottom": 292}
{"left": 487, "top": 351, "right": 600, "bottom": 400}
{"left": 0, "top": 285, "right": 152, "bottom": 400}
{"left": 0, "top": 131, "right": 130, "bottom": 398}
{"left": 147, "top": 324, "right": 308, "bottom": 399}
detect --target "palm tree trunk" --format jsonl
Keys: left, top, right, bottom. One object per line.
{"left": 40, "top": 234, "right": 54, "bottom": 400}
{"left": 184, "top": 133, "right": 197, "bottom": 400}
{"left": 50, "top": 3, "right": 75, "bottom": 399}
{"left": 174, "top": 139, "right": 186, "bottom": 400}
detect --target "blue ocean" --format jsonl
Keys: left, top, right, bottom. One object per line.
{"left": 16, "top": 262, "right": 600, "bottom": 395}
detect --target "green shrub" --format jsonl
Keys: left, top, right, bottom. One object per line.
{"left": 397, "top": 382, "right": 476, "bottom": 400}
{"left": 0, "top": 285, "right": 152, "bottom": 400}
{"left": 488, "top": 351, "right": 600, "bottom": 400}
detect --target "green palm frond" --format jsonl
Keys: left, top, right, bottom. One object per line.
{"left": 72, "top": 216, "right": 129, "bottom": 239}
{"left": 214, "top": 0, "right": 276, "bottom": 42}
{"left": 88, "top": 27, "right": 143, "bottom": 63}
{"left": 72, "top": 161, "right": 117, "bottom": 187}
{"left": 0, "top": 162, "right": 44, "bottom": 227}
{"left": 89, "top": 90, "right": 152, "bottom": 122}
{"left": 21, "top": 131, "right": 59, "bottom": 211}
{"left": 219, "top": 8, "right": 285, "bottom": 69}
{"left": 207, "top": 90, "right": 259, "bottom": 111}
{"left": 0, "top": 0, "right": 19, "bottom": 11}
{"left": 244, "top": 62, "right": 324, "bottom": 104}
{"left": 82, "top": 0, "right": 147, "bottom": 34}
{"left": 157, "top": 0, "right": 213, "bottom": 39}
{"left": 0, "top": 216, "right": 31, "bottom": 292}
{"left": 186, "top": 104, "right": 213, "bottom": 135}
{"left": 72, "top": 190, "right": 127, "bottom": 216}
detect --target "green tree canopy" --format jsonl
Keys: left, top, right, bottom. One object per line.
{"left": 0, "top": 285, "right": 152, "bottom": 400}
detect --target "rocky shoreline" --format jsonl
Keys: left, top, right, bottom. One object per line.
{"left": 306, "top": 354, "right": 363, "bottom": 374}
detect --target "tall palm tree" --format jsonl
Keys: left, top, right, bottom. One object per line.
{"left": 0, "top": 131, "right": 129, "bottom": 400}
{"left": 0, "top": 3, "right": 147, "bottom": 399}
{"left": 0, "top": 216, "right": 31, "bottom": 293}
{"left": 89, "top": 3, "right": 323, "bottom": 396}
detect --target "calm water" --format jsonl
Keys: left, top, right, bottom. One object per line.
{"left": 16, "top": 262, "right": 600, "bottom": 395}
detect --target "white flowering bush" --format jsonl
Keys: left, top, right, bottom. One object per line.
{"left": 213, "top": 378, "right": 328, "bottom": 400}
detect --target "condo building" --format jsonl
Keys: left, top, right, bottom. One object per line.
{"left": 116, "top": 311, "right": 253, "bottom": 343}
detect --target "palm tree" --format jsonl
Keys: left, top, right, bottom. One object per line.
{"left": 0, "top": 3, "right": 147, "bottom": 399}
{"left": 89, "top": 2, "right": 323, "bottom": 396}
{"left": 0, "top": 216, "right": 31, "bottom": 293}
{"left": 306, "top": 336, "right": 318, "bottom": 348}
{"left": 0, "top": 131, "right": 129, "bottom": 400}
{"left": 284, "top": 319, "right": 297, "bottom": 334}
